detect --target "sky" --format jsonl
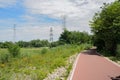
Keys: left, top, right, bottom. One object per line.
{"left": 0, "top": 0, "right": 115, "bottom": 42}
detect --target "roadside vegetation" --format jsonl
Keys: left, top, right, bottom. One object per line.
{"left": 108, "top": 44, "right": 120, "bottom": 64}
{"left": 90, "top": 0, "right": 120, "bottom": 62}
{"left": 0, "top": 44, "right": 92, "bottom": 80}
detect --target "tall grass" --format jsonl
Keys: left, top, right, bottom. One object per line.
{"left": 0, "top": 44, "right": 92, "bottom": 80}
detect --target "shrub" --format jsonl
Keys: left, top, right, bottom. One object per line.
{"left": 0, "top": 53, "right": 9, "bottom": 63}
{"left": 116, "top": 44, "right": 120, "bottom": 57}
{"left": 8, "top": 44, "right": 21, "bottom": 57}
{"left": 40, "top": 48, "right": 48, "bottom": 54}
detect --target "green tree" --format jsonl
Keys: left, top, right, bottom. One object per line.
{"left": 40, "top": 40, "right": 50, "bottom": 47}
{"left": 59, "top": 30, "right": 71, "bottom": 44}
{"left": 0, "top": 41, "right": 13, "bottom": 48}
{"left": 30, "top": 39, "right": 49, "bottom": 47}
{"left": 90, "top": 1, "right": 120, "bottom": 56}
{"left": 59, "top": 30, "right": 91, "bottom": 44}
{"left": 17, "top": 41, "right": 30, "bottom": 48}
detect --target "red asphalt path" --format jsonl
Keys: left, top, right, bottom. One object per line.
{"left": 71, "top": 49, "right": 120, "bottom": 80}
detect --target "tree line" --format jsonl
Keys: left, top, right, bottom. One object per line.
{"left": 0, "top": 30, "right": 92, "bottom": 48}
{"left": 0, "top": 40, "right": 49, "bottom": 48}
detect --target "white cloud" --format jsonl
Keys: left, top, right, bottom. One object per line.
{"left": 0, "top": 0, "right": 115, "bottom": 41}
{"left": 24, "top": 0, "right": 85, "bottom": 18}
{"left": 23, "top": 0, "right": 115, "bottom": 32}
{"left": 0, "top": 0, "right": 17, "bottom": 8}
{"left": 24, "top": 0, "right": 114, "bottom": 18}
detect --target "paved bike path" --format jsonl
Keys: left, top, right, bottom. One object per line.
{"left": 71, "top": 49, "right": 120, "bottom": 80}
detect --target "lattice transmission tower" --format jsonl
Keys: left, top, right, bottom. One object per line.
{"left": 13, "top": 24, "right": 16, "bottom": 43}
{"left": 50, "top": 27, "right": 53, "bottom": 42}
{"left": 62, "top": 15, "right": 67, "bottom": 30}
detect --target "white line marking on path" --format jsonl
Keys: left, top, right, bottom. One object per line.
{"left": 104, "top": 57, "right": 120, "bottom": 67}
{"left": 97, "top": 52, "right": 120, "bottom": 67}
{"left": 69, "top": 53, "right": 81, "bottom": 80}
{"left": 69, "top": 51, "right": 120, "bottom": 80}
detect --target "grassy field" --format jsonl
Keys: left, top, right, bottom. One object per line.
{"left": 0, "top": 44, "right": 91, "bottom": 80}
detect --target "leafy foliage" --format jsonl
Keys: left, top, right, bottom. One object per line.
{"left": 17, "top": 39, "right": 50, "bottom": 48}
{"left": 0, "top": 53, "right": 9, "bottom": 64}
{"left": 0, "top": 39, "right": 50, "bottom": 48}
{"left": 17, "top": 41, "right": 30, "bottom": 48}
{"left": 29, "top": 39, "right": 49, "bottom": 47}
{"left": 0, "top": 41, "right": 13, "bottom": 48}
{"left": 90, "top": 1, "right": 120, "bottom": 56}
{"left": 8, "top": 44, "right": 21, "bottom": 57}
{"left": 116, "top": 44, "right": 120, "bottom": 57}
{"left": 40, "top": 48, "right": 48, "bottom": 54}
{"left": 59, "top": 30, "right": 91, "bottom": 44}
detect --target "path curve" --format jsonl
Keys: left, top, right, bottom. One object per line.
{"left": 71, "top": 49, "right": 120, "bottom": 80}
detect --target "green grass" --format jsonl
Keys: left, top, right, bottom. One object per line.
{"left": 0, "top": 44, "right": 92, "bottom": 80}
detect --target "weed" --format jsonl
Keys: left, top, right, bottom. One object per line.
{"left": 8, "top": 44, "right": 20, "bottom": 58}
{"left": 0, "top": 44, "right": 92, "bottom": 79}
{"left": 0, "top": 53, "right": 9, "bottom": 64}
{"left": 40, "top": 48, "right": 48, "bottom": 54}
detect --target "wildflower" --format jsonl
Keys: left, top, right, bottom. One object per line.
{"left": 0, "top": 64, "right": 5, "bottom": 68}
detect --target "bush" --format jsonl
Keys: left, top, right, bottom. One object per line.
{"left": 8, "top": 44, "right": 21, "bottom": 57}
{"left": 116, "top": 44, "right": 120, "bottom": 57}
{"left": 0, "top": 53, "right": 9, "bottom": 63}
{"left": 40, "top": 48, "right": 48, "bottom": 54}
